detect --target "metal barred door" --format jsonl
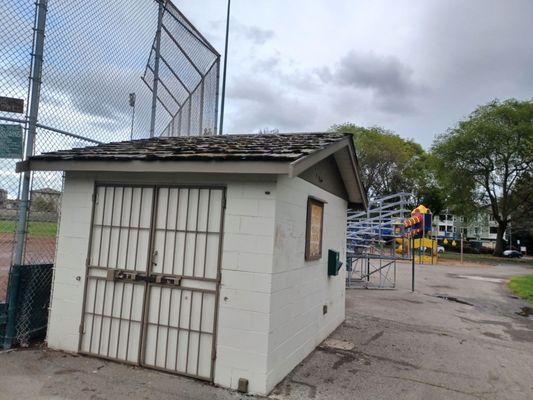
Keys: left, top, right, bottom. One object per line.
{"left": 79, "top": 185, "right": 154, "bottom": 363}
{"left": 141, "top": 187, "right": 224, "bottom": 380}
{"left": 79, "top": 185, "right": 224, "bottom": 380}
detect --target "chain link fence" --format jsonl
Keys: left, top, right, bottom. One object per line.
{"left": 0, "top": 0, "right": 35, "bottom": 302}
{"left": 0, "top": 0, "right": 219, "bottom": 346}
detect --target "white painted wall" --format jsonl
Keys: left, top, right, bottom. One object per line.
{"left": 267, "top": 176, "right": 346, "bottom": 391}
{"left": 46, "top": 171, "right": 347, "bottom": 396}
{"left": 47, "top": 172, "right": 94, "bottom": 352}
{"left": 214, "top": 176, "right": 347, "bottom": 394}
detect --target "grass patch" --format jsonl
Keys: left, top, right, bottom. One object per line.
{"left": 439, "top": 251, "right": 531, "bottom": 265}
{"left": 0, "top": 220, "right": 57, "bottom": 237}
{"left": 508, "top": 275, "right": 533, "bottom": 301}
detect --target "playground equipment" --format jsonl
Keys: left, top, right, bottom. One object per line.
{"left": 396, "top": 205, "right": 438, "bottom": 263}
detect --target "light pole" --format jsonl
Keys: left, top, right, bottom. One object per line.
{"left": 129, "top": 93, "right": 136, "bottom": 140}
{"left": 219, "top": 0, "right": 231, "bottom": 135}
{"left": 149, "top": 0, "right": 164, "bottom": 138}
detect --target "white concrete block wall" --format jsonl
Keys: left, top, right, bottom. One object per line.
{"left": 47, "top": 172, "right": 94, "bottom": 352}
{"left": 46, "top": 171, "right": 347, "bottom": 396}
{"left": 214, "top": 180, "right": 277, "bottom": 394}
{"left": 266, "top": 176, "right": 347, "bottom": 391}
{"left": 46, "top": 172, "right": 279, "bottom": 394}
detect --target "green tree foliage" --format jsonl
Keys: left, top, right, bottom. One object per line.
{"left": 31, "top": 196, "right": 56, "bottom": 212}
{"left": 432, "top": 99, "right": 533, "bottom": 255}
{"left": 331, "top": 123, "right": 445, "bottom": 214}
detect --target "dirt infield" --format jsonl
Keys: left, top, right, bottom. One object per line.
{"left": 0, "top": 233, "right": 56, "bottom": 300}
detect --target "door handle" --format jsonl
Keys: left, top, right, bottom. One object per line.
{"left": 151, "top": 250, "right": 158, "bottom": 266}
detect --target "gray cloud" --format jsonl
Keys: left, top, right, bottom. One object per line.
{"left": 227, "top": 74, "right": 316, "bottom": 131}
{"left": 318, "top": 51, "right": 425, "bottom": 113}
{"left": 232, "top": 21, "right": 274, "bottom": 45}
{"left": 3, "top": 0, "right": 533, "bottom": 150}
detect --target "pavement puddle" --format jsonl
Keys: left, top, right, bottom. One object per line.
{"left": 515, "top": 306, "right": 533, "bottom": 320}
{"left": 456, "top": 275, "right": 505, "bottom": 283}
{"left": 435, "top": 295, "right": 474, "bottom": 306}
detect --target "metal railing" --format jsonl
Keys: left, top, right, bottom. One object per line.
{"left": 346, "top": 192, "right": 414, "bottom": 289}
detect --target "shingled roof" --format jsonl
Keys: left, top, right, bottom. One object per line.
{"left": 18, "top": 131, "right": 367, "bottom": 207}
{"left": 30, "top": 132, "right": 348, "bottom": 162}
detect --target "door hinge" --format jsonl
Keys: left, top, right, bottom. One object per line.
{"left": 78, "top": 323, "right": 84, "bottom": 334}
{"left": 212, "top": 349, "right": 217, "bottom": 360}
{"left": 222, "top": 195, "right": 226, "bottom": 209}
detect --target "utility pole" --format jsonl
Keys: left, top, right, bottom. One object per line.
{"left": 149, "top": 0, "right": 164, "bottom": 138}
{"left": 219, "top": 0, "right": 231, "bottom": 135}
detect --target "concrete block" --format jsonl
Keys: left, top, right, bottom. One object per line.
{"left": 221, "top": 270, "right": 272, "bottom": 293}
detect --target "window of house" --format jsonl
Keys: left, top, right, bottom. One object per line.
{"left": 305, "top": 197, "right": 324, "bottom": 261}
{"left": 490, "top": 226, "right": 498, "bottom": 234}
{"left": 439, "top": 225, "right": 445, "bottom": 232}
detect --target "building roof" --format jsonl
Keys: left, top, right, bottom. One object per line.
{"left": 27, "top": 132, "right": 347, "bottom": 162}
{"left": 17, "top": 132, "right": 367, "bottom": 208}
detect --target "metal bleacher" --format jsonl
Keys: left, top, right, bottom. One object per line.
{"left": 346, "top": 192, "right": 414, "bottom": 289}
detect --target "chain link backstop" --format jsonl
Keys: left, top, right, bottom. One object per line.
{"left": 0, "top": 0, "right": 220, "bottom": 348}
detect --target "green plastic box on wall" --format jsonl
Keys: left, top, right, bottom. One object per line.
{"left": 328, "top": 249, "right": 343, "bottom": 276}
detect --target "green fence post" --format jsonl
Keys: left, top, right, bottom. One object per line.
{"left": 3, "top": 265, "right": 21, "bottom": 349}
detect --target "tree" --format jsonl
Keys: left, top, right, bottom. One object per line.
{"left": 331, "top": 123, "right": 445, "bottom": 213}
{"left": 257, "top": 127, "right": 280, "bottom": 134}
{"left": 432, "top": 99, "right": 533, "bottom": 256}
{"left": 31, "top": 196, "right": 56, "bottom": 212}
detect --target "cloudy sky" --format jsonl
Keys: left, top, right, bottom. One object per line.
{"left": 176, "top": 0, "right": 533, "bottom": 147}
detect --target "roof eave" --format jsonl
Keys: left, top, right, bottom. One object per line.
{"left": 289, "top": 136, "right": 368, "bottom": 209}
{"left": 16, "top": 159, "right": 290, "bottom": 175}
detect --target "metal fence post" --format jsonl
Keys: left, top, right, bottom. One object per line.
{"left": 3, "top": 265, "right": 21, "bottom": 349}
{"left": 5, "top": 0, "right": 48, "bottom": 350}
{"left": 411, "top": 235, "right": 415, "bottom": 292}
{"left": 149, "top": 0, "right": 164, "bottom": 138}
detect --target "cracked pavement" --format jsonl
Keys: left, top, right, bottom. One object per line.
{"left": 1, "top": 261, "right": 532, "bottom": 399}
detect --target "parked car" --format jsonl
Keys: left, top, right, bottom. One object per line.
{"left": 437, "top": 246, "right": 445, "bottom": 253}
{"left": 503, "top": 250, "right": 523, "bottom": 258}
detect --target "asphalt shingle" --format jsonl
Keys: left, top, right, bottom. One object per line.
{"left": 30, "top": 132, "right": 348, "bottom": 163}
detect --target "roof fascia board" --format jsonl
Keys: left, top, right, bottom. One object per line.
{"left": 345, "top": 138, "right": 368, "bottom": 209}
{"left": 288, "top": 137, "right": 351, "bottom": 178}
{"left": 17, "top": 159, "right": 289, "bottom": 175}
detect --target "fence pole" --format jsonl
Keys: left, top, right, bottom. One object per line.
{"left": 149, "top": 0, "right": 164, "bottom": 138}
{"left": 3, "top": 265, "right": 21, "bottom": 349}
{"left": 5, "top": 0, "right": 48, "bottom": 349}
{"left": 411, "top": 235, "right": 415, "bottom": 292}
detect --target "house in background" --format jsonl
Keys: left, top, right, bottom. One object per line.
{"left": 29, "top": 187, "right": 61, "bottom": 214}
{"left": 433, "top": 207, "right": 502, "bottom": 249}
